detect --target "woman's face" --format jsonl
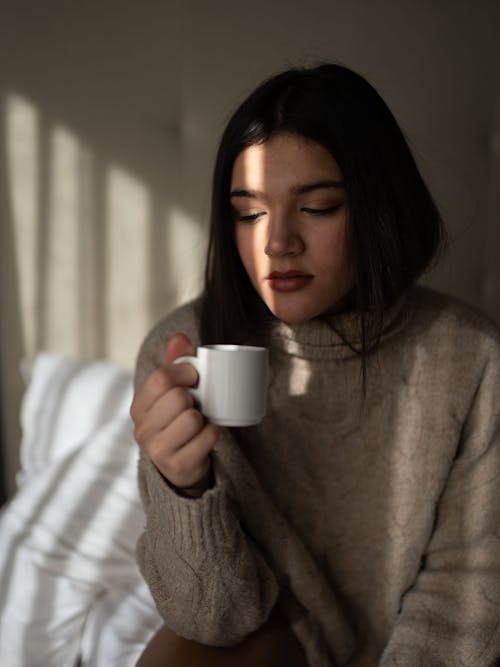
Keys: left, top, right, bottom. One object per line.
{"left": 232, "top": 132, "right": 353, "bottom": 324}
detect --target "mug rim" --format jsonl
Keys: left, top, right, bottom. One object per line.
{"left": 202, "top": 344, "right": 267, "bottom": 353}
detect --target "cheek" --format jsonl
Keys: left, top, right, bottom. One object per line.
{"left": 235, "top": 228, "right": 258, "bottom": 280}
{"left": 317, "top": 223, "right": 348, "bottom": 263}
{"left": 318, "top": 224, "right": 352, "bottom": 284}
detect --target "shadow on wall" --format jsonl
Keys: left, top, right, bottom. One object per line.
{"left": 0, "top": 86, "right": 205, "bottom": 499}
{"left": 2, "top": 91, "right": 204, "bottom": 367}
{"left": 0, "top": 90, "right": 24, "bottom": 503}
{"left": 0, "top": 1, "right": 207, "bottom": 499}
{"left": 0, "top": 0, "right": 207, "bottom": 371}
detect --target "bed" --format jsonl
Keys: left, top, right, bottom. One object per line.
{"left": 0, "top": 353, "right": 162, "bottom": 666}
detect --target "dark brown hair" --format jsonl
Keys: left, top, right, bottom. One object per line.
{"left": 199, "top": 63, "right": 446, "bottom": 359}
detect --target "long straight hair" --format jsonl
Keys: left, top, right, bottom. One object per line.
{"left": 199, "top": 64, "right": 446, "bottom": 360}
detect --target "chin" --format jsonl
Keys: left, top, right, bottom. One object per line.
{"left": 267, "top": 303, "right": 321, "bottom": 325}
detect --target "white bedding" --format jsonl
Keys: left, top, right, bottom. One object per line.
{"left": 0, "top": 353, "right": 162, "bottom": 666}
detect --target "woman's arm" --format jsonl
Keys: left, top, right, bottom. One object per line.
{"left": 380, "top": 349, "right": 500, "bottom": 666}
{"left": 135, "top": 462, "right": 280, "bottom": 648}
{"left": 136, "top": 447, "right": 280, "bottom": 646}
{"left": 132, "top": 307, "right": 280, "bottom": 646}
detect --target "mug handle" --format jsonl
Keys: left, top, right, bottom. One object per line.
{"left": 172, "top": 355, "right": 202, "bottom": 404}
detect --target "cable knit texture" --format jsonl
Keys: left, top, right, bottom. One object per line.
{"left": 134, "top": 286, "right": 500, "bottom": 666}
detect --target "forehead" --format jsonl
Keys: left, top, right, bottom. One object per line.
{"left": 231, "top": 132, "right": 343, "bottom": 191}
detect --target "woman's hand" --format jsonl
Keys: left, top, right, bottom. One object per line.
{"left": 130, "top": 333, "right": 219, "bottom": 495}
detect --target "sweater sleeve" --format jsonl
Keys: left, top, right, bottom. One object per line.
{"left": 136, "top": 446, "right": 280, "bottom": 646}
{"left": 380, "top": 344, "right": 500, "bottom": 666}
{"left": 133, "top": 302, "right": 279, "bottom": 646}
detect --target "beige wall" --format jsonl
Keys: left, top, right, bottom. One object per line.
{"left": 1, "top": 0, "right": 499, "bottom": 497}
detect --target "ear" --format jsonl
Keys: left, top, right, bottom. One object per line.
{"left": 165, "top": 333, "right": 195, "bottom": 367}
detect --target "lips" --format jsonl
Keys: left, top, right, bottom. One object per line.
{"left": 267, "top": 270, "right": 311, "bottom": 279}
{"left": 266, "top": 270, "right": 313, "bottom": 292}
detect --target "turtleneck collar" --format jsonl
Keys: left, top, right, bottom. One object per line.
{"left": 270, "top": 288, "right": 414, "bottom": 360}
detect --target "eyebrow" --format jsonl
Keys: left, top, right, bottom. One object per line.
{"left": 230, "top": 179, "right": 345, "bottom": 199}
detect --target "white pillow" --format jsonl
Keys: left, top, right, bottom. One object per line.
{"left": 0, "top": 353, "right": 161, "bottom": 667}
{"left": 18, "top": 353, "right": 134, "bottom": 482}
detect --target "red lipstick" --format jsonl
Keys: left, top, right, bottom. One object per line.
{"left": 266, "top": 270, "right": 313, "bottom": 292}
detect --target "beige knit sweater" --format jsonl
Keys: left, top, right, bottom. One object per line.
{"left": 135, "top": 286, "right": 500, "bottom": 666}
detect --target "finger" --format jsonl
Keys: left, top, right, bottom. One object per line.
{"left": 165, "top": 333, "right": 195, "bottom": 366}
{"left": 160, "top": 422, "right": 219, "bottom": 488}
{"left": 130, "top": 367, "right": 175, "bottom": 420}
{"left": 155, "top": 407, "right": 206, "bottom": 455}
{"left": 165, "top": 332, "right": 199, "bottom": 387}
{"left": 131, "top": 334, "right": 197, "bottom": 421}
{"left": 132, "top": 357, "right": 199, "bottom": 423}
{"left": 133, "top": 386, "right": 194, "bottom": 446}
{"left": 168, "top": 361, "right": 198, "bottom": 388}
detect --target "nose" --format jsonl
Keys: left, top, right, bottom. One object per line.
{"left": 264, "top": 214, "right": 304, "bottom": 257}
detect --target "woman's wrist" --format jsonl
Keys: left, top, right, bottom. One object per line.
{"left": 169, "top": 461, "right": 215, "bottom": 499}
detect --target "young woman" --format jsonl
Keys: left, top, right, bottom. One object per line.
{"left": 130, "top": 64, "right": 500, "bottom": 666}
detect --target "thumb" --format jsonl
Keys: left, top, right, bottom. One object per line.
{"left": 165, "top": 332, "right": 195, "bottom": 367}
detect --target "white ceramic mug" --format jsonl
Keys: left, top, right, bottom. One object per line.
{"left": 173, "top": 344, "right": 268, "bottom": 427}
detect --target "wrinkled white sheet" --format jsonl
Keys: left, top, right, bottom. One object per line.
{"left": 0, "top": 353, "right": 162, "bottom": 666}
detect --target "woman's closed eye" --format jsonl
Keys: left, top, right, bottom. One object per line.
{"left": 234, "top": 202, "right": 344, "bottom": 222}
{"left": 301, "top": 203, "right": 343, "bottom": 216}
{"left": 234, "top": 211, "right": 266, "bottom": 223}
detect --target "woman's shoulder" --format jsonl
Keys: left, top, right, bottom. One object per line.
{"left": 409, "top": 285, "right": 500, "bottom": 350}
{"left": 133, "top": 297, "right": 202, "bottom": 388}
